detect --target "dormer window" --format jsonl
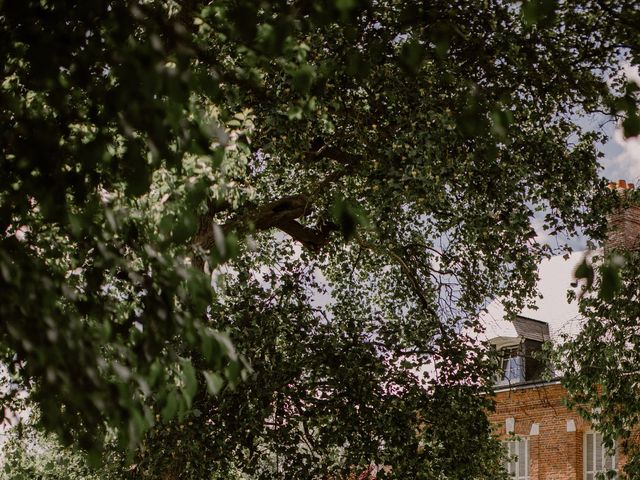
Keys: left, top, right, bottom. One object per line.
{"left": 493, "top": 316, "right": 551, "bottom": 386}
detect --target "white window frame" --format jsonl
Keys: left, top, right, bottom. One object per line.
{"left": 495, "top": 344, "right": 526, "bottom": 386}
{"left": 504, "top": 438, "right": 529, "bottom": 480}
{"left": 583, "top": 430, "right": 617, "bottom": 479}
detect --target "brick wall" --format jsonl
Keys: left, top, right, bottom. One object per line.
{"left": 606, "top": 180, "right": 640, "bottom": 252}
{"left": 607, "top": 204, "right": 640, "bottom": 252}
{"left": 489, "top": 382, "right": 625, "bottom": 479}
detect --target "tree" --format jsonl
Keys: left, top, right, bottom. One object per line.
{"left": 0, "top": 418, "right": 118, "bottom": 480}
{"left": 0, "top": 0, "right": 638, "bottom": 478}
{"left": 560, "top": 192, "right": 640, "bottom": 479}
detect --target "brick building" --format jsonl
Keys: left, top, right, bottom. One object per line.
{"left": 490, "top": 382, "right": 620, "bottom": 479}
{"left": 483, "top": 254, "right": 623, "bottom": 479}
{"left": 482, "top": 179, "right": 640, "bottom": 479}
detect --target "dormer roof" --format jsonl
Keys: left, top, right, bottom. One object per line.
{"left": 512, "top": 316, "right": 550, "bottom": 343}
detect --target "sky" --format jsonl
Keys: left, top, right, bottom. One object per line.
{"left": 595, "top": 63, "right": 640, "bottom": 183}
{"left": 601, "top": 126, "right": 640, "bottom": 184}
{"left": 480, "top": 112, "right": 640, "bottom": 343}
{"left": 479, "top": 251, "right": 587, "bottom": 343}
{"left": 531, "top": 64, "right": 640, "bottom": 251}
{"left": 486, "top": 63, "right": 640, "bottom": 342}
{"left": 472, "top": 63, "right": 640, "bottom": 344}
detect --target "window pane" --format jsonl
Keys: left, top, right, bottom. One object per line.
{"left": 518, "top": 440, "right": 526, "bottom": 476}
{"left": 503, "top": 440, "right": 528, "bottom": 479}
{"left": 585, "top": 432, "right": 617, "bottom": 477}
{"left": 595, "top": 433, "right": 603, "bottom": 471}
{"left": 505, "top": 356, "right": 524, "bottom": 382}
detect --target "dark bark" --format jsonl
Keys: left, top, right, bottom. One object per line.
{"left": 193, "top": 146, "right": 362, "bottom": 264}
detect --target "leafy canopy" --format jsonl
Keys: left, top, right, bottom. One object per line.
{"left": 560, "top": 191, "right": 640, "bottom": 479}
{"left": 0, "top": 0, "right": 638, "bottom": 478}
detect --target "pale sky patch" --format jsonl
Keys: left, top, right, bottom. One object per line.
{"left": 478, "top": 250, "right": 591, "bottom": 343}
{"left": 600, "top": 62, "right": 640, "bottom": 183}
{"left": 605, "top": 129, "right": 640, "bottom": 184}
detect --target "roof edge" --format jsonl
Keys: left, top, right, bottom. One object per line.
{"left": 492, "top": 378, "right": 562, "bottom": 393}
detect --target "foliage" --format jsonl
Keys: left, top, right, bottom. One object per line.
{"left": 560, "top": 190, "right": 640, "bottom": 479}
{"left": 0, "top": 421, "right": 117, "bottom": 480}
{"left": 560, "top": 247, "right": 640, "bottom": 479}
{"left": 0, "top": 0, "right": 638, "bottom": 478}
{"left": 0, "top": 0, "right": 251, "bottom": 455}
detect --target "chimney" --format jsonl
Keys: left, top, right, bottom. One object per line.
{"left": 606, "top": 179, "right": 640, "bottom": 251}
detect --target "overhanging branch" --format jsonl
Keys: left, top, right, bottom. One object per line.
{"left": 194, "top": 193, "right": 337, "bottom": 261}
{"left": 193, "top": 145, "right": 363, "bottom": 267}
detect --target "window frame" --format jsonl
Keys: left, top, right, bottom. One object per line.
{"left": 504, "top": 437, "right": 529, "bottom": 480}
{"left": 495, "top": 345, "right": 526, "bottom": 385}
{"left": 583, "top": 430, "right": 617, "bottom": 480}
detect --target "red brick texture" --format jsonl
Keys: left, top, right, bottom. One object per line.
{"left": 489, "top": 383, "right": 625, "bottom": 479}
{"left": 607, "top": 204, "right": 640, "bottom": 252}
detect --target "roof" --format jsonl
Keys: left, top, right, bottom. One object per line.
{"left": 512, "top": 316, "right": 550, "bottom": 342}
{"left": 479, "top": 250, "right": 594, "bottom": 345}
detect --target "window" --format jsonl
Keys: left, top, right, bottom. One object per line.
{"left": 584, "top": 431, "right": 616, "bottom": 479}
{"left": 504, "top": 438, "right": 529, "bottom": 479}
{"left": 496, "top": 347, "right": 525, "bottom": 385}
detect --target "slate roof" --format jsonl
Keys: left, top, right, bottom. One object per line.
{"left": 512, "top": 316, "right": 550, "bottom": 343}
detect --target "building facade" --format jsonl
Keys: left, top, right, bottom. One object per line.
{"left": 490, "top": 380, "right": 622, "bottom": 479}
{"left": 482, "top": 180, "right": 640, "bottom": 479}
{"left": 483, "top": 261, "right": 624, "bottom": 479}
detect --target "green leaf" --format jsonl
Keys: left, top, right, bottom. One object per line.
{"left": 203, "top": 371, "right": 224, "bottom": 395}
{"left": 599, "top": 263, "right": 621, "bottom": 302}
{"left": 123, "top": 152, "right": 152, "bottom": 197}
{"left": 224, "top": 361, "right": 242, "bottom": 385}
{"left": 490, "top": 110, "right": 513, "bottom": 138}
{"left": 161, "top": 391, "right": 179, "bottom": 422}
{"left": 213, "top": 332, "right": 238, "bottom": 361}
{"left": 574, "top": 259, "right": 594, "bottom": 289}
{"left": 622, "top": 112, "right": 640, "bottom": 138}
{"left": 225, "top": 231, "right": 240, "bottom": 258}
{"left": 522, "top": 0, "right": 558, "bottom": 26}
{"left": 172, "top": 211, "right": 197, "bottom": 244}
{"left": 291, "top": 64, "right": 315, "bottom": 94}
{"left": 286, "top": 105, "right": 303, "bottom": 120}
{"left": 400, "top": 41, "right": 426, "bottom": 73}
{"left": 335, "top": 0, "right": 357, "bottom": 13}
{"left": 181, "top": 358, "right": 198, "bottom": 402}
{"left": 331, "top": 198, "right": 369, "bottom": 241}
{"left": 201, "top": 334, "right": 218, "bottom": 363}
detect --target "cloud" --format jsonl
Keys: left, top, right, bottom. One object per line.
{"left": 623, "top": 62, "right": 640, "bottom": 87}
{"left": 601, "top": 63, "right": 640, "bottom": 183}
{"left": 606, "top": 129, "right": 640, "bottom": 184}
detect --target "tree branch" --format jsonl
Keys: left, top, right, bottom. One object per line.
{"left": 194, "top": 144, "right": 365, "bottom": 265}
{"left": 194, "top": 193, "right": 337, "bottom": 266}
{"left": 304, "top": 145, "right": 364, "bottom": 166}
